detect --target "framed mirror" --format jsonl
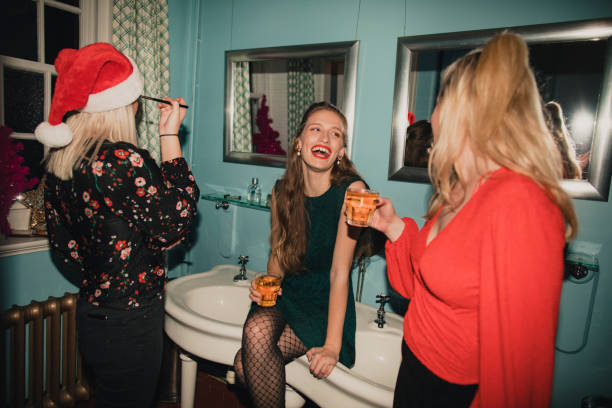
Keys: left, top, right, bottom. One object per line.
{"left": 389, "top": 18, "right": 612, "bottom": 200}
{"left": 224, "top": 41, "right": 359, "bottom": 168}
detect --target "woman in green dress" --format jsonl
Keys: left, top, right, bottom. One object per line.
{"left": 233, "top": 102, "right": 366, "bottom": 407}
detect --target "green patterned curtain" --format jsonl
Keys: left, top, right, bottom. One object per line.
{"left": 232, "top": 61, "right": 252, "bottom": 152}
{"left": 112, "top": 0, "right": 170, "bottom": 163}
{"left": 287, "top": 59, "right": 315, "bottom": 142}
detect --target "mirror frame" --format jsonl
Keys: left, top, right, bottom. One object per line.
{"left": 389, "top": 18, "right": 612, "bottom": 200}
{"left": 224, "top": 41, "right": 360, "bottom": 168}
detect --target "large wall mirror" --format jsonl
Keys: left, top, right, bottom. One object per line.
{"left": 224, "top": 41, "right": 359, "bottom": 167}
{"left": 389, "top": 19, "right": 612, "bottom": 200}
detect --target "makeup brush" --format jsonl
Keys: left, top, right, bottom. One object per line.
{"left": 141, "top": 95, "right": 189, "bottom": 109}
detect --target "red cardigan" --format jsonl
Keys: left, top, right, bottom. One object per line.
{"left": 386, "top": 168, "right": 565, "bottom": 407}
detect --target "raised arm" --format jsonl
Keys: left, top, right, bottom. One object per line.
{"left": 157, "top": 97, "right": 187, "bottom": 162}
{"left": 307, "top": 180, "right": 364, "bottom": 378}
{"left": 91, "top": 142, "right": 199, "bottom": 248}
{"left": 370, "top": 196, "right": 419, "bottom": 299}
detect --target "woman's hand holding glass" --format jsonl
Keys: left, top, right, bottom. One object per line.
{"left": 369, "top": 196, "right": 406, "bottom": 242}
{"left": 249, "top": 276, "right": 283, "bottom": 305}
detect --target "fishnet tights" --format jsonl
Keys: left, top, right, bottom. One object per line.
{"left": 233, "top": 306, "right": 308, "bottom": 408}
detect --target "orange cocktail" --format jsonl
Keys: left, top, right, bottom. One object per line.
{"left": 345, "top": 189, "right": 379, "bottom": 227}
{"left": 255, "top": 275, "right": 282, "bottom": 307}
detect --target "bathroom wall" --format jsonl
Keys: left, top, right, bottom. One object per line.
{"left": 168, "top": 0, "right": 612, "bottom": 406}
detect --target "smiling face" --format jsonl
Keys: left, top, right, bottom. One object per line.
{"left": 296, "top": 109, "right": 346, "bottom": 173}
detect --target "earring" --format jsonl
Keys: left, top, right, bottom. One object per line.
{"left": 337, "top": 156, "right": 342, "bottom": 165}
{"left": 297, "top": 148, "right": 301, "bottom": 157}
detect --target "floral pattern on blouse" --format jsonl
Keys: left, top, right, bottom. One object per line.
{"left": 45, "top": 141, "right": 199, "bottom": 310}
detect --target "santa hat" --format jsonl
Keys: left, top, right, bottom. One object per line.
{"left": 35, "top": 42, "right": 144, "bottom": 148}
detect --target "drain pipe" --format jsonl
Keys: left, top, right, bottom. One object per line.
{"left": 356, "top": 256, "right": 367, "bottom": 302}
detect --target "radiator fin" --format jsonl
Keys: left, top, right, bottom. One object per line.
{"left": 1, "top": 292, "right": 90, "bottom": 408}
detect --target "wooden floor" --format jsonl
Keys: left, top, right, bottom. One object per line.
{"left": 75, "top": 367, "right": 321, "bottom": 408}
{"left": 76, "top": 369, "right": 250, "bottom": 408}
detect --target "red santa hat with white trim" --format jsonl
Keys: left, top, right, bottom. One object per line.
{"left": 35, "top": 42, "right": 144, "bottom": 148}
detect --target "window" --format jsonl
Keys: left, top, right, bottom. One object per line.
{"left": 0, "top": 0, "right": 111, "bottom": 257}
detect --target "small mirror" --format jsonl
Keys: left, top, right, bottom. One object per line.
{"left": 224, "top": 41, "right": 359, "bottom": 167}
{"left": 389, "top": 19, "right": 612, "bottom": 200}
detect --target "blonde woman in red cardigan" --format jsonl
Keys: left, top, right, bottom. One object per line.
{"left": 370, "top": 32, "right": 577, "bottom": 408}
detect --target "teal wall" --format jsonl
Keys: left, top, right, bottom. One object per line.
{"left": 2, "top": 1, "right": 611, "bottom": 407}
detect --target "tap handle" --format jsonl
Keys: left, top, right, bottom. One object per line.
{"left": 376, "top": 294, "right": 391, "bottom": 304}
{"left": 238, "top": 255, "right": 249, "bottom": 266}
{"left": 376, "top": 294, "right": 390, "bottom": 311}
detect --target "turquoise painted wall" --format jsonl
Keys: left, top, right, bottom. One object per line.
{"left": 167, "top": 0, "right": 612, "bottom": 406}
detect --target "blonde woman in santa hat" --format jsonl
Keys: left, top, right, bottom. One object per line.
{"left": 37, "top": 42, "right": 199, "bottom": 407}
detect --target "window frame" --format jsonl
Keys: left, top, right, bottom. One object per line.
{"left": 0, "top": 0, "right": 112, "bottom": 257}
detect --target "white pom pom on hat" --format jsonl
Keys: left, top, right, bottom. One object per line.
{"left": 34, "top": 42, "right": 144, "bottom": 147}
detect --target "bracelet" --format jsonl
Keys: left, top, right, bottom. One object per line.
{"left": 159, "top": 133, "right": 178, "bottom": 137}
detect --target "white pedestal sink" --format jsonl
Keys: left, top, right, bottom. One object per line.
{"left": 165, "top": 264, "right": 403, "bottom": 408}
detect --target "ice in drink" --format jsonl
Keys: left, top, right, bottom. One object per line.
{"left": 345, "top": 189, "right": 379, "bottom": 227}
{"left": 255, "top": 275, "right": 282, "bottom": 307}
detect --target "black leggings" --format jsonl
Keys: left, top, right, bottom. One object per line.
{"left": 76, "top": 298, "right": 164, "bottom": 408}
{"left": 394, "top": 340, "right": 478, "bottom": 408}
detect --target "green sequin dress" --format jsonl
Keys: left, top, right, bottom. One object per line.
{"left": 275, "top": 177, "right": 360, "bottom": 368}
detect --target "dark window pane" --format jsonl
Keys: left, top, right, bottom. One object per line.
{"left": 3, "top": 67, "right": 44, "bottom": 133}
{"left": 14, "top": 139, "right": 44, "bottom": 186}
{"left": 52, "top": 74, "right": 57, "bottom": 97}
{"left": 0, "top": 1, "right": 37, "bottom": 61}
{"left": 55, "top": 0, "right": 80, "bottom": 6}
{"left": 44, "top": 6, "right": 79, "bottom": 65}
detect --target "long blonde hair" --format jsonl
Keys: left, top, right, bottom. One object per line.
{"left": 270, "top": 102, "right": 361, "bottom": 275}
{"left": 45, "top": 104, "right": 138, "bottom": 180}
{"left": 427, "top": 32, "right": 577, "bottom": 239}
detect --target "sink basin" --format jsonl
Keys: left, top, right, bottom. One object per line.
{"left": 286, "top": 304, "right": 403, "bottom": 408}
{"left": 165, "top": 264, "right": 255, "bottom": 365}
{"left": 184, "top": 285, "right": 251, "bottom": 324}
{"left": 352, "top": 329, "right": 403, "bottom": 387}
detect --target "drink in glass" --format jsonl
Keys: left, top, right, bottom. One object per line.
{"left": 255, "top": 274, "right": 282, "bottom": 307}
{"left": 345, "top": 188, "right": 379, "bottom": 227}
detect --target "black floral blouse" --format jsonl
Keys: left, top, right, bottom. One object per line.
{"left": 45, "top": 141, "right": 200, "bottom": 310}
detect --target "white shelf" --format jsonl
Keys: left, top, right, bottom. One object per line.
{"left": 0, "top": 235, "right": 49, "bottom": 258}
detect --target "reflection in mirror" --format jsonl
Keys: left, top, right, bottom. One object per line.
{"left": 225, "top": 41, "right": 359, "bottom": 167}
{"left": 389, "top": 19, "right": 612, "bottom": 200}
{"left": 403, "top": 120, "right": 432, "bottom": 168}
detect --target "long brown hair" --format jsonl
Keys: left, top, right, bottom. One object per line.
{"left": 543, "top": 101, "right": 582, "bottom": 180}
{"left": 270, "top": 102, "right": 361, "bottom": 275}
{"left": 427, "top": 32, "right": 577, "bottom": 239}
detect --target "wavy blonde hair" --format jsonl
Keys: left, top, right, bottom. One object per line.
{"left": 45, "top": 104, "right": 138, "bottom": 180}
{"left": 270, "top": 102, "right": 361, "bottom": 275}
{"left": 427, "top": 32, "right": 577, "bottom": 239}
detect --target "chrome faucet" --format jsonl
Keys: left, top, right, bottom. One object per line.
{"left": 375, "top": 294, "right": 391, "bottom": 328}
{"left": 234, "top": 255, "right": 249, "bottom": 281}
